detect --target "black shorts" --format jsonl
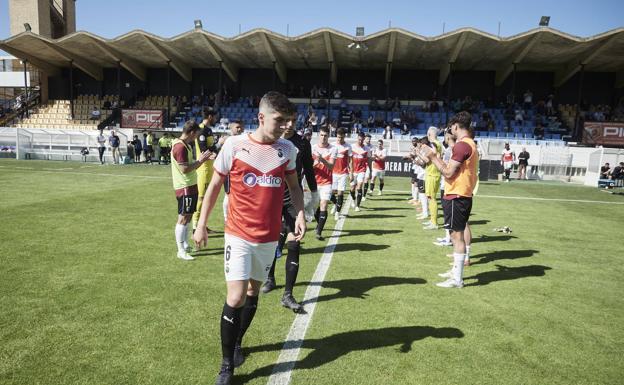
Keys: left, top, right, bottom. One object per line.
{"left": 146, "top": 145, "right": 154, "bottom": 155}
{"left": 411, "top": 175, "right": 418, "bottom": 184}
{"left": 282, "top": 202, "right": 298, "bottom": 234}
{"left": 177, "top": 193, "right": 198, "bottom": 215}
{"left": 442, "top": 197, "right": 473, "bottom": 232}
{"left": 417, "top": 179, "right": 425, "bottom": 194}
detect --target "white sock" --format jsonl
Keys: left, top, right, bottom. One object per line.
{"left": 445, "top": 229, "right": 451, "bottom": 243}
{"left": 175, "top": 224, "right": 186, "bottom": 253}
{"left": 452, "top": 253, "right": 465, "bottom": 283}
{"left": 411, "top": 185, "right": 417, "bottom": 200}
{"left": 182, "top": 224, "right": 190, "bottom": 250}
{"left": 465, "top": 245, "right": 471, "bottom": 262}
{"left": 419, "top": 193, "right": 429, "bottom": 216}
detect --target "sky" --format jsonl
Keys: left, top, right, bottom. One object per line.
{"left": 0, "top": 0, "right": 622, "bottom": 41}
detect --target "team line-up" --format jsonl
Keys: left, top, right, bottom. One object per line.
{"left": 167, "top": 91, "right": 478, "bottom": 385}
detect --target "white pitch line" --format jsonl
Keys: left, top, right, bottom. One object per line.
{"left": 266, "top": 199, "right": 351, "bottom": 385}
{"left": 0, "top": 167, "right": 169, "bottom": 180}
{"left": 384, "top": 189, "right": 624, "bottom": 205}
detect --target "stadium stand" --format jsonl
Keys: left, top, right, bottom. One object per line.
{"left": 12, "top": 95, "right": 116, "bottom": 130}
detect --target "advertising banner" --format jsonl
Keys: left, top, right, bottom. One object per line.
{"left": 121, "top": 109, "right": 163, "bottom": 129}
{"left": 583, "top": 122, "right": 624, "bottom": 147}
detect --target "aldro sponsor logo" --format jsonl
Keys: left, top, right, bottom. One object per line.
{"left": 243, "top": 173, "right": 283, "bottom": 188}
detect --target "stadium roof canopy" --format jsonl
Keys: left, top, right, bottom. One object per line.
{"left": 1, "top": 26, "right": 623, "bottom": 87}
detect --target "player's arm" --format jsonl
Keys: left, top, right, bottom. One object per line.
{"left": 302, "top": 140, "right": 318, "bottom": 192}
{"left": 316, "top": 153, "right": 335, "bottom": 170}
{"left": 193, "top": 171, "right": 226, "bottom": 248}
{"left": 284, "top": 172, "right": 306, "bottom": 241}
{"left": 418, "top": 145, "right": 461, "bottom": 179}
{"left": 177, "top": 152, "right": 213, "bottom": 174}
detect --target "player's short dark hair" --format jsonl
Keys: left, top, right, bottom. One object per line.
{"left": 259, "top": 91, "right": 295, "bottom": 116}
{"left": 182, "top": 120, "right": 201, "bottom": 135}
{"left": 449, "top": 111, "right": 472, "bottom": 130}
{"left": 365, "top": 133, "right": 372, "bottom": 138}
{"left": 336, "top": 128, "right": 346, "bottom": 136}
{"left": 203, "top": 108, "right": 216, "bottom": 119}
{"left": 358, "top": 131, "right": 366, "bottom": 138}
{"left": 319, "top": 125, "right": 329, "bottom": 134}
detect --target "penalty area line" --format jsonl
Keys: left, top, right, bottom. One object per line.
{"left": 266, "top": 198, "right": 352, "bottom": 385}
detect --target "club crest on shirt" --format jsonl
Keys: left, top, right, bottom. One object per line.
{"left": 277, "top": 149, "right": 283, "bottom": 158}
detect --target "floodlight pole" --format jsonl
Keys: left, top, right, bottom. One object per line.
{"left": 166, "top": 61, "right": 171, "bottom": 125}
{"left": 69, "top": 60, "right": 74, "bottom": 119}
{"left": 327, "top": 61, "right": 332, "bottom": 128}
{"left": 574, "top": 64, "right": 585, "bottom": 142}
{"left": 511, "top": 62, "right": 517, "bottom": 104}
{"left": 272, "top": 61, "right": 276, "bottom": 90}
{"left": 218, "top": 61, "right": 223, "bottom": 108}
{"left": 385, "top": 62, "right": 391, "bottom": 125}
{"left": 446, "top": 62, "right": 453, "bottom": 124}
{"left": 116, "top": 61, "right": 121, "bottom": 107}
{"left": 23, "top": 59, "right": 29, "bottom": 118}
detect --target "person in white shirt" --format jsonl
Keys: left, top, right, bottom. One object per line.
{"left": 96, "top": 129, "right": 106, "bottom": 164}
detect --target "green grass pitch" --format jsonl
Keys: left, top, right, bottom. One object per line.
{"left": 0, "top": 159, "right": 623, "bottom": 385}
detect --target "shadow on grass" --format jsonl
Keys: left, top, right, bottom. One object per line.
{"left": 464, "top": 264, "right": 551, "bottom": 286}
{"left": 361, "top": 206, "right": 411, "bottom": 211}
{"left": 347, "top": 214, "right": 406, "bottom": 219}
{"left": 338, "top": 229, "right": 403, "bottom": 237}
{"left": 468, "top": 219, "right": 490, "bottom": 225}
{"left": 236, "top": 326, "right": 464, "bottom": 383}
{"left": 470, "top": 249, "right": 539, "bottom": 266}
{"left": 472, "top": 234, "right": 517, "bottom": 243}
{"left": 301, "top": 242, "right": 391, "bottom": 255}
{"left": 297, "top": 276, "right": 426, "bottom": 305}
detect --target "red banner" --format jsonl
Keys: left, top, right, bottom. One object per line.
{"left": 121, "top": 109, "right": 163, "bottom": 129}
{"left": 583, "top": 122, "right": 624, "bottom": 147}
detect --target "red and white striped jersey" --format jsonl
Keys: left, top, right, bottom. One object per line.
{"left": 214, "top": 134, "right": 297, "bottom": 243}
{"left": 351, "top": 143, "right": 371, "bottom": 173}
{"left": 333, "top": 142, "right": 352, "bottom": 175}
{"left": 312, "top": 143, "right": 337, "bottom": 186}
{"left": 372, "top": 147, "right": 388, "bottom": 170}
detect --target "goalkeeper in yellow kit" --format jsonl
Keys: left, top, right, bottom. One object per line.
{"left": 192, "top": 108, "right": 218, "bottom": 232}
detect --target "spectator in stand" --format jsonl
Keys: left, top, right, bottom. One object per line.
{"left": 546, "top": 94, "right": 555, "bottom": 116}
{"left": 103, "top": 100, "right": 111, "bottom": 109}
{"left": 309, "top": 112, "right": 319, "bottom": 132}
{"left": 600, "top": 163, "right": 611, "bottom": 179}
{"left": 296, "top": 112, "right": 305, "bottom": 130}
{"left": 514, "top": 108, "right": 524, "bottom": 124}
{"left": 339, "top": 98, "right": 348, "bottom": 109}
{"left": 518, "top": 147, "right": 530, "bottom": 180}
{"left": 329, "top": 120, "right": 337, "bottom": 137}
{"left": 534, "top": 123, "right": 544, "bottom": 140}
{"left": 310, "top": 85, "right": 319, "bottom": 98}
{"left": 90, "top": 106, "right": 101, "bottom": 120}
{"left": 369, "top": 97, "right": 380, "bottom": 111}
{"left": 132, "top": 134, "right": 143, "bottom": 163}
{"left": 593, "top": 108, "right": 605, "bottom": 122}
{"left": 429, "top": 101, "right": 439, "bottom": 112}
{"left": 383, "top": 125, "right": 393, "bottom": 139}
{"left": 15, "top": 95, "right": 24, "bottom": 119}
{"left": 374, "top": 113, "right": 384, "bottom": 128}
{"left": 392, "top": 97, "right": 401, "bottom": 112}
{"left": 333, "top": 89, "right": 342, "bottom": 99}
{"left": 109, "top": 130, "right": 121, "bottom": 165}
{"left": 367, "top": 114, "right": 374, "bottom": 128}
{"left": 523, "top": 90, "right": 533, "bottom": 109}
{"left": 384, "top": 97, "right": 394, "bottom": 111}
{"left": 353, "top": 107, "right": 362, "bottom": 120}
{"left": 317, "top": 98, "right": 327, "bottom": 110}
